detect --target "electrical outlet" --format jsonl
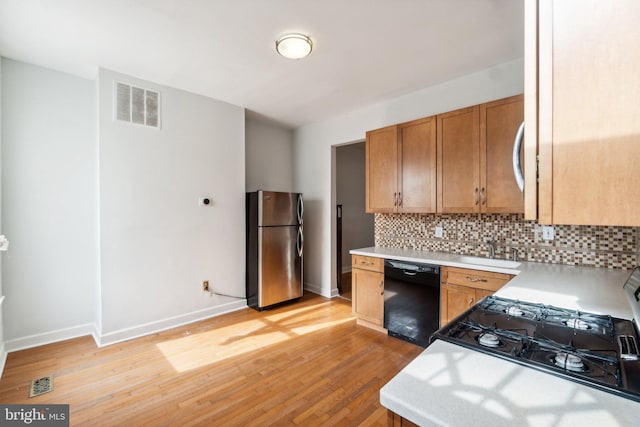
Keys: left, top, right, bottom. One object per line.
{"left": 435, "top": 226, "right": 443, "bottom": 238}
{"left": 542, "top": 225, "right": 555, "bottom": 241}
{"left": 202, "top": 280, "right": 209, "bottom": 292}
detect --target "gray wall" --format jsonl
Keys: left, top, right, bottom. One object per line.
{"left": 245, "top": 117, "right": 294, "bottom": 193}
{"left": 336, "top": 142, "right": 373, "bottom": 271}
{"left": 1, "top": 58, "right": 97, "bottom": 344}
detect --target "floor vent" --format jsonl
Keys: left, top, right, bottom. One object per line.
{"left": 29, "top": 376, "right": 53, "bottom": 398}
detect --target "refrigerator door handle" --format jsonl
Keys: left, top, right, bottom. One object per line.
{"left": 297, "top": 195, "right": 304, "bottom": 224}
{"left": 297, "top": 226, "right": 304, "bottom": 257}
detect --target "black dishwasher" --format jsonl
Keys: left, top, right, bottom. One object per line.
{"left": 384, "top": 260, "right": 441, "bottom": 347}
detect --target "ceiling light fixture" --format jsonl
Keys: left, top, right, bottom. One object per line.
{"left": 275, "top": 33, "right": 313, "bottom": 59}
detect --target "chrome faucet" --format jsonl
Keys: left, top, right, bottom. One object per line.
{"left": 488, "top": 238, "right": 496, "bottom": 259}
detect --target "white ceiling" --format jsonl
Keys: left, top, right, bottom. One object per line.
{"left": 0, "top": 0, "right": 524, "bottom": 129}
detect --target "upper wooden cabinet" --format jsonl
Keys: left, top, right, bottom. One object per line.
{"left": 480, "top": 95, "right": 525, "bottom": 214}
{"left": 366, "top": 125, "right": 398, "bottom": 212}
{"left": 436, "top": 106, "right": 480, "bottom": 213}
{"left": 366, "top": 117, "right": 437, "bottom": 213}
{"left": 437, "top": 95, "right": 524, "bottom": 214}
{"left": 525, "top": 0, "right": 640, "bottom": 226}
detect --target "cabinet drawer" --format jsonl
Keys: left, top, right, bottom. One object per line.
{"left": 445, "top": 267, "right": 512, "bottom": 292}
{"left": 352, "top": 255, "right": 384, "bottom": 273}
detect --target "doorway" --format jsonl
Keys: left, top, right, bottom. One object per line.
{"left": 335, "top": 141, "right": 374, "bottom": 300}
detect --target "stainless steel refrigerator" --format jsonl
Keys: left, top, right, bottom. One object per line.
{"left": 246, "top": 191, "right": 303, "bottom": 310}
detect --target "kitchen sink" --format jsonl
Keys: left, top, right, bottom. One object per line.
{"left": 458, "top": 256, "right": 521, "bottom": 269}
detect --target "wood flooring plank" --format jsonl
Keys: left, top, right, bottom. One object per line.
{"left": 0, "top": 293, "right": 423, "bottom": 426}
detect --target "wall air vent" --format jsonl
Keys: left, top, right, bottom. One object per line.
{"left": 115, "top": 81, "right": 160, "bottom": 128}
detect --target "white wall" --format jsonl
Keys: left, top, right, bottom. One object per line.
{"left": 245, "top": 117, "right": 294, "bottom": 193}
{"left": 336, "top": 142, "right": 373, "bottom": 271}
{"left": 0, "top": 54, "right": 523, "bottom": 352}
{"left": 97, "top": 69, "right": 246, "bottom": 343}
{"left": 1, "top": 58, "right": 97, "bottom": 346}
{"left": 293, "top": 58, "right": 524, "bottom": 297}
{"left": 0, "top": 57, "right": 5, "bottom": 370}
{"left": 0, "top": 60, "right": 250, "bottom": 351}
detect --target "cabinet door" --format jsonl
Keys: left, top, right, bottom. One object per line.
{"left": 441, "top": 283, "right": 476, "bottom": 325}
{"left": 398, "top": 117, "right": 437, "bottom": 213}
{"left": 523, "top": 0, "right": 538, "bottom": 221}
{"left": 366, "top": 125, "right": 398, "bottom": 213}
{"left": 535, "top": 0, "right": 640, "bottom": 226}
{"left": 353, "top": 268, "right": 384, "bottom": 326}
{"left": 437, "top": 106, "right": 480, "bottom": 213}
{"left": 480, "top": 95, "right": 524, "bottom": 213}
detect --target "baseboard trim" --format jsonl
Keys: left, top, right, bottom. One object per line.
{"left": 304, "top": 283, "right": 340, "bottom": 298}
{"left": 96, "top": 299, "right": 248, "bottom": 347}
{"left": 0, "top": 341, "right": 7, "bottom": 379}
{"left": 0, "top": 296, "right": 6, "bottom": 377}
{"left": 4, "top": 323, "right": 95, "bottom": 353}
{"left": 3, "top": 300, "right": 248, "bottom": 353}
{"left": 91, "top": 323, "right": 102, "bottom": 348}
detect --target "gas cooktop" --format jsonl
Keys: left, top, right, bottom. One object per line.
{"left": 431, "top": 268, "right": 640, "bottom": 402}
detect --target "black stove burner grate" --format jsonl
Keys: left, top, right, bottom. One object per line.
{"left": 479, "top": 298, "right": 545, "bottom": 321}
{"left": 541, "top": 306, "right": 615, "bottom": 335}
{"left": 478, "top": 296, "right": 615, "bottom": 335}
{"left": 448, "top": 320, "right": 527, "bottom": 357}
{"left": 525, "top": 337, "right": 621, "bottom": 388}
{"left": 431, "top": 295, "right": 640, "bottom": 402}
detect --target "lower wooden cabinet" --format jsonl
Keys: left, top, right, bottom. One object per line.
{"left": 351, "top": 258, "right": 514, "bottom": 332}
{"left": 440, "top": 267, "right": 513, "bottom": 325}
{"left": 352, "top": 255, "right": 385, "bottom": 331}
{"left": 387, "top": 410, "right": 419, "bottom": 427}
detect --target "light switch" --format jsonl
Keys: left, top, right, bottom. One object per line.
{"left": 542, "top": 225, "right": 555, "bottom": 241}
{"left": 435, "top": 226, "right": 443, "bottom": 238}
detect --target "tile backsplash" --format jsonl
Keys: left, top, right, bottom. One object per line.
{"left": 375, "top": 213, "right": 640, "bottom": 270}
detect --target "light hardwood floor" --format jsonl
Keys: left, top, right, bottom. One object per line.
{"left": 0, "top": 293, "right": 422, "bottom": 426}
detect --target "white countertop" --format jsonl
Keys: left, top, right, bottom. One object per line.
{"left": 381, "top": 340, "right": 640, "bottom": 427}
{"left": 350, "top": 246, "right": 634, "bottom": 319}
{"left": 350, "top": 247, "right": 640, "bottom": 426}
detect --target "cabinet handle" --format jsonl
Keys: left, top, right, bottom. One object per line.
{"left": 480, "top": 187, "right": 486, "bottom": 205}
{"left": 380, "top": 281, "right": 384, "bottom": 295}
{"left": 398, "top": 192, "right": 402, "bottom": 206}
{"left": 393, "top": 192, "right": 397, "bottom": 206}
{"left": 474, "top": 188, "right": 479, "bottom": 205}
{"left": 466, "top": 276, "right": 488, "bottom": 283}
{"left": 468, "top": 297, "right": 475, "bottom": 306}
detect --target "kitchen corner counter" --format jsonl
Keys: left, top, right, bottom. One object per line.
{"left": 381, "top": 340, "right": 640, "bottom": 427}
{"left": 351, "top": 247, "right": 640, "bottom": 426}
{"left": 349, "top": 246, "right": 634, "bottom": 319}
